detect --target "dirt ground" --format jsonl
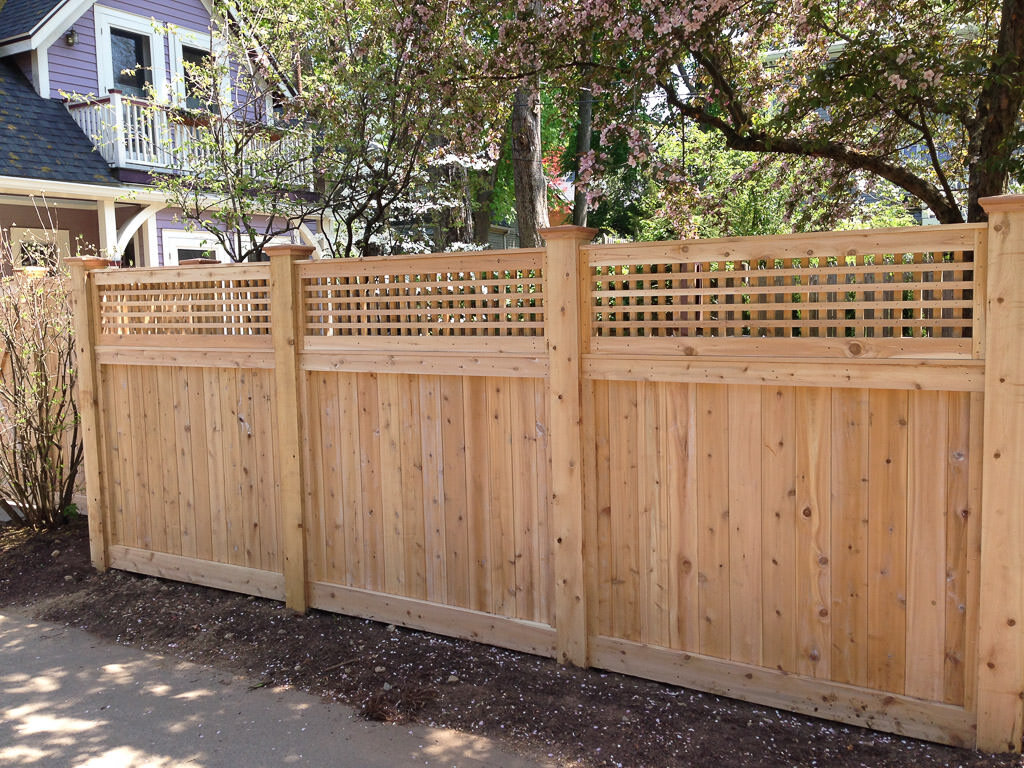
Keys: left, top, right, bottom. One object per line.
{"left": 1, "top": 520, "right": 1021, "bottom": 768}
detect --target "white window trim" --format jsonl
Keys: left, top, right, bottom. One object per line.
{"left": 94, "top": 5, "right": 168, "bottom": 101}
{"left": 161, "top": 228, "right": 230, "bottom": 266}
{"left": 9, "top": 227, "right": 71, "bottom": 268}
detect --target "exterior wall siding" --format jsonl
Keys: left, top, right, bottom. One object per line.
{"left": 48, "top": 8, "right": 97, "bottom": 98}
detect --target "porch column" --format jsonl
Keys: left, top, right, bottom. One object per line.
{"left": 96, "top": 199, "right": 117, "bottom": 259}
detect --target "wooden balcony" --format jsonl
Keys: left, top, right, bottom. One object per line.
{"left": 65, "top": 91, "right": 312, "bottom": 189}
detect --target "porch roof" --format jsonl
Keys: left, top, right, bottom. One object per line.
{"left": 0, "top": 58, "right": 119, "bottom": 185}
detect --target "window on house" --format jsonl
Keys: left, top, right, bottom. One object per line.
{"left": 9, "top": 228, "right": 71, "bottom": 275}
{"left": 110, "top": 28, "right": 152, "bottom": 99}
{"left": 182, "top": 45, "right": 214, "bottom": 111}
{"left": 19, "top": 241, "right": 60, "bottom": 272}
{"left": 177, "top": 247, "right": 216, "bottom": 261}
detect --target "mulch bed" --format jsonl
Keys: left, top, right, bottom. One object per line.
{"left": 1, "top": 519, "right": 1019, "bottom": 768}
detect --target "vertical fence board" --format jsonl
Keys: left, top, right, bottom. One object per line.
{"left": 944, "top": 391, "right": 972, "bottom": 705}
{"left": 534, "top": 378, "right": 554, "bottom": 626}
{"left": 830, "top": 388, "right": 870, "bottom": 687}
{"left": 186, "top": 368, "right": 213, "bottom": 562}
{"left": 399, "top": 374, "right": 427, "bottom": 601}
{"left": 464, "top": 376, "right": 492, "bottom": 613}
{"left": 154, "top": 370, "right": 182, "bottom": 556}
{"left": 252, "top": 370, "right": 278, "bottom": 573}
{"left": 511, "top": 377, "right": 538, "bottom": 622}
{"left": 795, "top": 387, "right": 831, "bottom": 679}
{"left": 357, "top": 373, "right": 384, "bottom": 591}
{"left": 106, "top": 367, "right": 132, "bottom": 549}
{"left": 128, "top": 366, "right": 155, "bottom": 551}
{"left": 171, "top": 367, "right": 197, "bottom": 560}
{"left": 761, "top": 386, "right": 797, "bottom": 673}
{"left": 867, "top": 389, "right": 909, "bottom": 694}
{"left": 697, "top": 384, "right": 730, "bottom": 658}
{"left": 202, "top": 368, "right": 228, "bottom": 563}
{"left": 487, "top": 378, "right": 516, "bottom": 617}
{"left": 218, "top": 370, "right": 245, "bottom": 566}
{"left": 237, "top": 371, "right": 261, "bottom": 569}
{"left": 728, "top": 385, "right": 763, "bottom": 666}
{"left": 419, "top": 376, "right": 447, "bottom": 605}
{"left": 906, "top": 390, "right": 949, "bottom": 701}
{"left": 666, "top": 382, "right": 699, "bottom": 653}
{"left": 377, "top": 374, "right": 406, "bottom": 595}
{"left": 610, "top": 381, "right": 640, "bottom": 642}
{"left": 594, "top": 380, "right": 613, "bottom": 637}
{"left": 338, "top": 373, "right": 364, "bottom": 587}
{"left": 638, "top": 381, "right": 663, "bottom": 646}
{"left": 440, "top": 376, "right": 469, "bottom": 608}
{"left": 322, "top": 373, "right": 346, "bottom": 584}
{"left": 304, "top": 374, "right": 326, "bottom": 582}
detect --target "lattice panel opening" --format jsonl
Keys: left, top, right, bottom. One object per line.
{"left": 591, "top": 251, "right": 975, "bottom": 340}
{"left": 301, "top": 257, "right": 545, "bottom": 338}
{"left": 95, "top": 272, "right": 272, "bottom": 337}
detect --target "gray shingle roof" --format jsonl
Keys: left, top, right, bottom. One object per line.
{"left": 0, "top": 0, "right": 67, "bottom": 42}
{"left": 0, "top": 59, "right": 118, "bottom": 184}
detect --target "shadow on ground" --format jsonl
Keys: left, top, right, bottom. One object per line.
{"left": 0, "top": 612, "right": 543, "bottom": 767}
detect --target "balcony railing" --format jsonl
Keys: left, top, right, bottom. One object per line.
{"left": 66, "top": 91, "right": 312, "bottom": 189}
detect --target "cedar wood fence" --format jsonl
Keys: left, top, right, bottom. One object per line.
{"left": 67, "top": 195, "right": 1024, "bottom": 753}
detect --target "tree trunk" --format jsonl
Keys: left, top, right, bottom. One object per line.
{"left": 967, "top": 0, "right": 1024, "bottom": 221}
{"left": 511, "top": 80, "right": 549, "bottom": 247}
{"left": 471, "top": 175, "right": 494, "bottom": 246}
{"left": 572, "top": 80, "right": 593, "bottom": 227}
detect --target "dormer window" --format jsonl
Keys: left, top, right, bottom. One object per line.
{"left": 110, "top": 28, "right": 152, "bottom": 99}
{"left": 95, "top": 5, "right": 167, "bottom": 100}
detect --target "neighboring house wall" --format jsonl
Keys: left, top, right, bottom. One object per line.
{"left": 156, "top": 209, "right": 310, "bottom": 265}
{"left": 48, "top": 0, "right": 213, "bottom": 99}
{"left": 0, "top": 203, "right": 101, "bottom": 250}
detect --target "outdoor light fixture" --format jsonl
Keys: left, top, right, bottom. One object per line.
{"left": 64, "top": 28, "right": 78, "bottom": 46}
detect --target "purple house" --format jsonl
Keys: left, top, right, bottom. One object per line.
{"left": 0, "top": 0, "right": 321, "bottom": 270}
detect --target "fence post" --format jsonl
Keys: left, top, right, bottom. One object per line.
{"left": 540, "top": 225, "right": 598, "bottom": 666}
{"left": 266, "top": 243, "right": 315, "bottom": 613}
{"left": 976, "top": 195, "right": 1024, "bottom": 752}
{"left": 67, "top": 257, "right": 113, "bottom": 571}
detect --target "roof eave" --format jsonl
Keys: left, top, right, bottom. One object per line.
{"left": 0, "top": 174, "right": 167, "bottom": 203}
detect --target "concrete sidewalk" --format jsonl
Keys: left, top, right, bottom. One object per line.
{"left": 0, "top": 612, "right": 546, "bottom": 768}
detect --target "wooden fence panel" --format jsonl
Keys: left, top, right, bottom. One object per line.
{"left": 589, "top": 378, "right": 980, "bottom": 710}
{"left": 303, "top": 371, "right": 553, "bottom": 627}
{"left": 69, "top": 214, "right": 1024, "bottom": 751}
{"left": 100, "top": 363, "right": 280, "bottom": 573}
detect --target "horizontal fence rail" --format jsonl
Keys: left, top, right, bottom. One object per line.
{"left": 68, "top": 208, "right": 1024, "bottom": 754}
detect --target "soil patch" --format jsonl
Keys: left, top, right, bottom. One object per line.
{"left": 1, "top": 521, "right": 1018, "bottom": 768}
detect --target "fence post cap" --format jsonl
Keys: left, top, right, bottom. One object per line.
{"left": 64, "top": 257, "right": 111, "bottom": 271}
{"left": 538, "top": 225, "right": 599, "bottom": 243}
{"left": 979, "top": 195, "right": 1024, "bottom": 214}
{"left": 264, "top": 244, "right": 316, "bottom": 261}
